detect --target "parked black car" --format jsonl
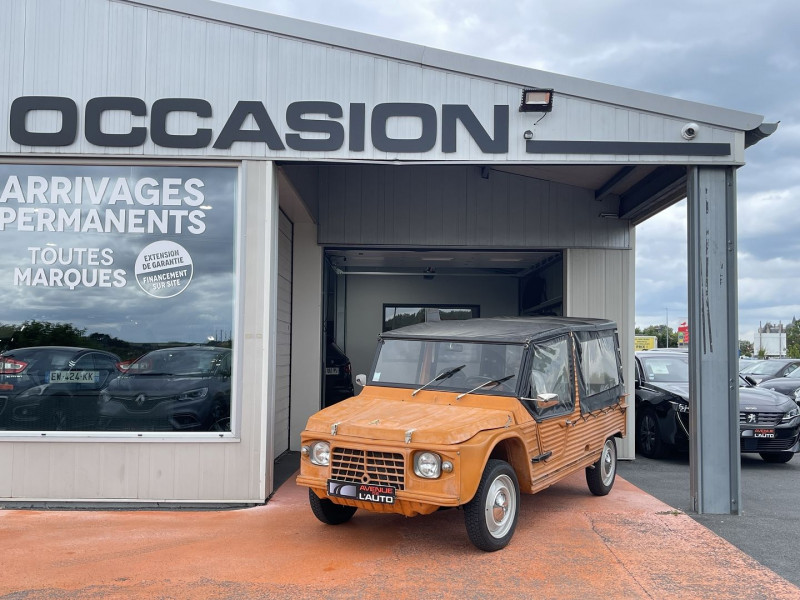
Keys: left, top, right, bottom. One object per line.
{"left": 0, "top": 346, "right": 122, "bottom": 430}
{"left": 635, "top": 351, "right": 800, "bottom": 463}
{"left": 98, "top": 346, "right": 231, "bottom": 432}
{"left": 739, "top": 358, "right": 800, "bottom": 384}
{"left": 758, "top": 367, "right": 800, "bottom": 404}
{"left": 323, "top": 341, "right": 354, "bottom": 407}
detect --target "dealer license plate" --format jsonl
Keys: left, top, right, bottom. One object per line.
{"left": 48, "top": 370, "right": 99, "bottom": 384}
{"left": 327, "top": 479, "right": 396, "bottom": 504}
{"left": 325, "top": 367, "right": 339, "bottom": 375}
{"left": 753, "top": 428, "right": 775, "bottom": 439}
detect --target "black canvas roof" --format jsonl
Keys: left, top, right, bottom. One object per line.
{"left": 380, "top": 316, "right": 617, "bottom": 344}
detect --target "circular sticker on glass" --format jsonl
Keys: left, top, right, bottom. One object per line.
{"left": 135, "top": 241, "right": 194, "bottom": 298}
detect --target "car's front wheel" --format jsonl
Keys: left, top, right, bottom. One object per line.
{"left": 464, "top": 459, "right": 520, "bottom": 552}
{"left": 759, "top": 451, "right": 794, "bottom": 464}
{"left": 308, "top": 489, "right": 357, "bottom": 525}
{"left": 586, "top": 437, "right": 617, "bottom": 496}
{"left": 637, "top": 407, "right": 665, "bottom": 458}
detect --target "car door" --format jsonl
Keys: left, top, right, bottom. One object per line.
{"left": 523, "top": 335, "right": 576, "bottom": 481}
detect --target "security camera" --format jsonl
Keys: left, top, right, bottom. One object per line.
{"left": 681, "top": 123, "right": 699, "bottom": 140}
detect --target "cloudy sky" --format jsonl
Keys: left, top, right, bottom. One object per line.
{"left": 218, "top": 0, "right": 797, "bottom": 344}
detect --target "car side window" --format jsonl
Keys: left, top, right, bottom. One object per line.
{"left": 93, "top": 354, "right": 117, "bottom": 372}
{"left": 526, "top": 337, "right": 573, "bottom": 419}
{"left": 71, "top": 354, "right": 95, "bottom": 370}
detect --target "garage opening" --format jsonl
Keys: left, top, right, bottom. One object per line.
{"left": 320, "top": 248, "right": 563, "bottom": 405}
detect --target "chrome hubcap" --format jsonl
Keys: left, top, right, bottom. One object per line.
{"left": 484, "top": 474, "right": 516, "bottom": 538}
{"left": 600, "top": 440, "right": 616, "bottom": 485}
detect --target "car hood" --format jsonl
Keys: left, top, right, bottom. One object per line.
{"left": 304, "top": 393, "right": 513, "bottom": 445}
{"left": 647, "top": 382, "right": 690, "bottom": 401}
{"left": 758, "top": 379, "right": 800, "bottom": 395}
{"left": 646, "top": 381, "right": 793, "bottom": 411}
{"left": 739, "top": 386, "right": 796, "bottom": 411}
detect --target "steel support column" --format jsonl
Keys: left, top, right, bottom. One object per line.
{"left": 687, "top": 165, "right": 741, "bottom": 514}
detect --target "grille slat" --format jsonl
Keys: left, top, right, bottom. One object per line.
{"left": 739, "top": 411, "right": 783, "bottom": 426}
{"left": 331, "top": 448, "right": 405, "bottom": 490}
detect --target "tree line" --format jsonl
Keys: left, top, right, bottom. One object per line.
{"left": 636, "top": 318, "right": 800, "bottom": 358}
{"left": 0, "top": 320, "right": 230, "bottom": 360}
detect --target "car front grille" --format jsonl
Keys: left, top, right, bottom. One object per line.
{"left": 331, "top": 447, "right": 405, "bottom": 490}
{"left": 112, "top": 395, "right": 167, "bottom": 412}
{"left": 739, "top": 411, "right": 783, "bottom": 426}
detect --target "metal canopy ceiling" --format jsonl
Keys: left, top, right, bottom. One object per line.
{"left": 484, "top": 163, "right": 684, "bottom": 224}
{"left": 326, "top": 248, "right": 560, "bottom": 277}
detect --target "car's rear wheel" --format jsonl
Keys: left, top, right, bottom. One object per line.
{"left": 637, "top": 407, "right": 665, "bottom": 458}
{"left": 586, "top": 437, "right": 617, "bottom": 496}
{"left": 464, "top": 459, "right": 519, "bottom": 552}
{"left": 759, "top": 451, "right": 794, "bottom": 464}
{"left": 308, "top": 489, "right": 357, "bottom": 525}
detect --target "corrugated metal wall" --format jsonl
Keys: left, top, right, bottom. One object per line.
{"left": 274, "top": 211, "right": 293, "bottom": 458}
{"left": 316, "top": 164, "right": 630, "bottom": 249}
{"left": 0, "top": 0, "right": 744, "bottom": 164}
{"left": 565, "top": 247, "right": 636, "bottom": 458}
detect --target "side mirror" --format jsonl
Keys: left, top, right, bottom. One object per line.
{"left": 521, "top": 392, "right": 559, "bottom": 409}
{"left": 355, "top": 374, "right": 367, "bottom": 387}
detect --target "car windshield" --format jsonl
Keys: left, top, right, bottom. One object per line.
{"left": 371, "top": 339, "right": 523, "bottom": 395}
{"left": 639, "top": 355, "right": 689, "bottom": 383}
{"left": 127, "top": 348, "right": 225, "bottom": 377}
{"left": 740, "top": 361, "right": 790, "bottom": 377}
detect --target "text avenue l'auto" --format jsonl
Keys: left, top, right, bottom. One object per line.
{"left": 10, "top": 96, "right": 512, "bottom": 153}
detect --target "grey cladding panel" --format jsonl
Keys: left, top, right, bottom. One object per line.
{"left": 317, "top": 165, "right": 628, "bottom": 249}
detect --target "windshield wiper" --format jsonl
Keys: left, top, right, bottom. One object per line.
{"left": 412, "top": 364, "right": 466, "bottom": 396}
{"left": 457, "top": 374, "right": 516, "bottom": 400}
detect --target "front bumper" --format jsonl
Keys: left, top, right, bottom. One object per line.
{"left": 297, "top": 436, "right": 463, "bottom": 517}
{"left": 739, "top": 422, "right": 800, "bottom": 454}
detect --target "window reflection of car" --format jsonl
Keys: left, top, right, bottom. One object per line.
{"left": 324, "top": 341, "right": 354, "bottom": 407}
{"left": 635, "top": 351, "right": 800, "bottom": 463}
{"left": 0, "top": 346, "right": 122, "bottom": 431}
{"left": 98, "top": 346, "right": 231, "bottom": 432}
{"left": 297, "top": 316, "right": 627, "bottom": 552}
{"left": 739, "top": 358, "right": 800, "bottom": 384}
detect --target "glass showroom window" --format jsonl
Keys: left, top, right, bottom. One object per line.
{"left": 0, "top": 164, "right": 237, "bottom": 434}
{"left": 383, "top": 305, "right": 479, "bottom": 332}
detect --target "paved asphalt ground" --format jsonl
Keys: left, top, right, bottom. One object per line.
{"left": 618, "top": 452, "right": 800, "bottom": 587}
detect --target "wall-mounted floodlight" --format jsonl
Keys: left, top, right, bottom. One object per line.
{"left": 520, "top": 89, "right": 553, "bottom": 112}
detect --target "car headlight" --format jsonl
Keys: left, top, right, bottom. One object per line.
{"left": 176, "top": 387, "right": 208, "bottom": 402}
{"left": 413, "top": 451, "right": 442, "bottom": 479}
{"left": 305, "top": 441, "right": 331, "bottom": 466}
{"left": 669, "top": 400, "right": 690, "bottom": 413}
{"left": 782, "top": 406, "right": 800, "bottom": 423}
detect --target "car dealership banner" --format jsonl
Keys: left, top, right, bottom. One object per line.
{"left": 0, "top": 164, "right": 237, "bottom": 345}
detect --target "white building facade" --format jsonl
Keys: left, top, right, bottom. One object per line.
{"left": 0, "top": 0, "right": 773, "bottom": 506}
